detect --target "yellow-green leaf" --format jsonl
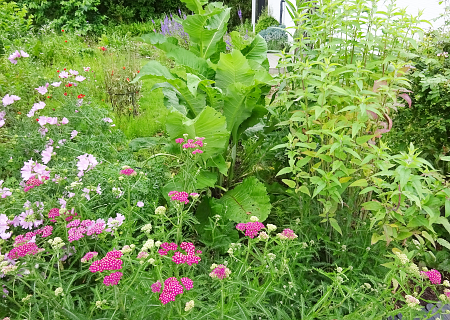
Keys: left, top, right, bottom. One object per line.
{"left": 349, "top": 179, "right": 368, "bottom": 187}
{"left": 329, "top": 218, "right": 342, "bottom": 235}
{"left": 282, "top": 179, "right": 296, "bottom": 188}
{"left": 297, "top": 185, "right": 311, "bottom": 196}
{"left": 339, "top": 177, "right": 352, "bottom": 183}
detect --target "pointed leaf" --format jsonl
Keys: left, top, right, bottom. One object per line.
{"left": 241, "top": 35, "right": 268, "bottom": 64}
{"left": 437, "top": 238, "right": 450, "bottom": 251}
{"left": 398, "top": 93, "right": 412, "bottom": 108}
{"left": 349, "top": 179, "right": 368, "bottom": 187}
{"left": 132, "top": 60, "right": 175, "bottom": 82}
{"left": 329, "top": 218, "right": 342, "bottom": 235}
{"left": 180, "top": 0, "right": 208, "bottom": 14}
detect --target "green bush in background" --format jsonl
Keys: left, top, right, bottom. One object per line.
{"left": 255, "top": 8, "right": 279, "bottom": 34}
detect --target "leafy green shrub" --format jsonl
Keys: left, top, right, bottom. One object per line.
{"left": 0, "top": 0, "right": 33, "bottom": 53}
{"left": 387, "top": 31, "right": 450, "bottom": 175}
{"left": 259, "top": 24, "right": 288, "bottom": 50}
{"left": 255, "top": 9, "right": 278, "bottom": 34}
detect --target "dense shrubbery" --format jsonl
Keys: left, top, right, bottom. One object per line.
{"left": 255, "top": 9, "right": 279, "bottom": 34}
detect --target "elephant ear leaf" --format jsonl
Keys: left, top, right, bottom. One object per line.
{"left": 165, "top": 106, "right": 229, "bottom": 160}
{"left": 180, "top": 0, "right": 208, "bottom": 14}
{"left": 216, "top": 177, "right": 271, "bottom": 223}
{"left": 241, "top": 35, "right": 268, "bottom": 65}
{"left": 215, "top": 50, "right": 254, "bottom": 90}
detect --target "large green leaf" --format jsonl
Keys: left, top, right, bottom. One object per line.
{"left": 132, "top": 60, "right": 175, "bottom": 82}
{"left": 183, "top": 8, "right": 230, "bottom": 59}
{"left": 181, "top": 0, "right": 208, "bottom": 14}
{"left": 215, "top": 50, "right": 255, "bottom": 89}
{"left": 152, "top": 80, "right": 205, "bottom": 117}
{"left": 213, "top": 176, "right": 272, "bottom": 223}
{"left": 165, "top": 106, "right": 229, "bottom": 160}
{"left": 241, "top": 35, "right": 268, "bottom": 65}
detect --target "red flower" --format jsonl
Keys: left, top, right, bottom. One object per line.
{"left": 77, "top": 94, "right": 85, "bottom": 99}
{"left": 36, "top": 119, "right": 39, "bottom": 121}
{"left": 64, "top": 93, "right": 68, "bottom": 96}
{"left": 62, "top": 29, "right": 64, "bottom": 32}
{"left": 18, "top": 112, "right": 21, "bottom": 115}
{"left": 47, "top": 96, "right": 51, "bottom": 99}
{"left": 64, "top": 68, "right": 66, "bottom": 71}
{"left": 123, "top": 66, "right": 126, "bottom": 70}
{"left": 99, "top": 46, "right": 107, "bottom": 51}
{"left": 126, "top": 78, "right": 130, "bottom": 82}
{"left": 65, "top": 40, "right": 67, "bottom": 43}
{"left": 137, "top": 70, "right": 140, "bottom": 73}
{"left": 57, "top": 70, "right": 60, "bottom": 73}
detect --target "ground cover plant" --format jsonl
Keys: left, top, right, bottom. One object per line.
{"left": 1, "top": 0, "right": 450, "bottom": 319}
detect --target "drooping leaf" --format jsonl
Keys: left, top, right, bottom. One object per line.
{"left": 398, "top": 93, "right": 412, "bottom": 108}
{"left": 132, "top": 60, "right": 175, "bottom": 82}
{"left": 165, "top": 106, "right": 229, "bottom": 160}
{"left": 206, "top": 154, "right": 228, "bottom": 176}
{"left": 329, "top": 218, "right": 342, "bottom": 235}
{"left": 214, "top": 176, "right": 271, "bottom": 223}
{"left": 241, "top": 35, "right": 268, "bottom": 65}
{"left": 180, "top": 0, "right": 208, "bottom": 14}
{"left": 437, "top": 238, "right": 450, "bottom": 251}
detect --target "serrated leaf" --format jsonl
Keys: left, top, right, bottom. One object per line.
{"left": 216, "top": 177, "right": 271, "bottom": 223}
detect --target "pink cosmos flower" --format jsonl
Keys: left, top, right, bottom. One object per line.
{"left": 27, "top": 101, "right": 46, "bottom": 117}
{"left": 0, "top": 213, "right": 12, "bottom": 239}
{"left": 61, "top": 117, "right": 69, "bottom": 124}
{"left": 20, "top": 50, "right": 29, "bottom": 57}
{"left": 69, "top": 69, "right": 78, "bottom": 75}
{"left": 83, "top": 67, "right": 91, "bottom": 72}
{"left": 59, "top": 71, "right": 69, "bottom": 78}
{"left": 18, "top": 209, "right": 43, "bottom": 230}
{"left": 35, "top": 84, "right": 49, "bottom": 95}
{"left": 51, "top": 81, "right": 62, "bottom": 87}
{"left": 70, "top": 130, "right": 78, "bottom": 139}
{"left": 2, "top": 94, "right": 21, "bottom": 107}
{"left": 8, "top": 50, "right": 21, "bottom": 64}
{"left": 102, "top": 118, "right": 113, "bottom": 123}
{"left": 76, "top": 154, "right": 98, "bottom": 177}
{"left": 41, "top": 146, "right": 53, "bottom": 164}
{"left": 75, "top": 76, "right": 86, "bottom": 82}
{"left": 105, "top": 213, "right": 125, "bottom": 233}
{"left": 136, "top": 201, "right": 144, "bottom": 207}
{"left": 0, "top": 181, "right": 11, "bottom": 199}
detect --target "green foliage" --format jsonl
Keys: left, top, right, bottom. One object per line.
{"left": 0, "top": 0, "right": 33, "bottom": 52}
{"left": 255, "top": 9, "right": 279, "bottom": 34}
{"left": 387, "top": 30, "right": 450, "bottom": 175}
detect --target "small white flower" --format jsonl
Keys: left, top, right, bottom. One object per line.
{"left": 267, "top": 224, "right": 277, "bottom": 232}
{"left": 55, "top": 287, "right": 64, "bottom": 296}
{"left": 337, "top": 267, "right": 343, "bottom": 273}
{"left": 250, "top": 216, "right": 259, "bottom": 222}
{"left": 155, "top": 206, "right": 166, "bottom": 215}
{"left": 185, "top": 300, "right": 195, "bottom": 311}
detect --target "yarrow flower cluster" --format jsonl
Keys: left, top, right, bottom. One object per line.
{"left": 67, "top": 218, "right": 106, "bottom": 242}
{"left": 277, "top": 228, "right": 298, "bottom": 240}
{"left": 89, "top": 250, "right": 123, "bottom": 277}
{"left": 152, "top": 277, "right": 193, "bottom": 304}
{"left": 236, "top": 221, "right": 265, "bottom": 238}
{"left": 169, "top": 242, "right": 202, "bottom": 266}
{"left": 120, "top": 166, "right": 136, "bottom": 176}
{"left": 421, "top": 269, "right": 441, "bottom": 284}
{"left": 103, "top": 272, "right": 123, "bottom": 286}
{"left": 168, "top": 191, "right": 199, "bottom": 204}
{"left": 209, "top": 264, "right": 231, "bottom": 280}
{"left": 175, "top": 136, "right": 205, "bottom": 155}
{"left": 8, "top": 243, "right": 44, "bottom": 259}
{"left": 81, "top": 251, "right": 98, "bottom": 263}
{"left": 405, "top": 294, "right": 420, "bottom": 308}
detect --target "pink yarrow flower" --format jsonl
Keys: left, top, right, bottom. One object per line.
{"left": 81, "top": 251, "right": 98, "bottom": 263}
{"left": 158, "top": 277, "right": 188, "bottom": 304}
{"left": 8, "top": 243, "right": 43, "bottom": 259}
{"left": 151, "top": 280, "right": 162, "bottom": 293}
{"left": 277, "top": 228, "right": 298, "bottom": 240}
{"left": 209, "top": 264, "right": 231, "bottom": 280}
{"left": 236, "top": 222, "right": 265, "bottom": 239}
{"left": 421, "top": 269, "right": 441, "bottom": 284}
{"left": 89, "top": 250, "right": 123, "bottom": 272}
{"left": 120, "top": 168, "right": 136, "bottom": 176}
{"left": 103, "top": 271, "right": 123, "bottom": 286}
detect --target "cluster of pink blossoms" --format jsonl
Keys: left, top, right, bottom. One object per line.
{"left": 67, "top": 219, "right": 106, "bottom": 242}
{"left": 81, "top": 251, "right": 98, "bottom": 263}
{"left": 103, "top": 272, "right": 123, "bottom": 286}
{"left": 47, "top": 208, "right": 79, "bottom": 223}
{"left": 8, "top": 243, "right": 44, "bottom": 259}
{"left": 421, "top": 269, "right": 442, "bottom": 284}
{"left": 8, "top": 50, "right": 28, "bottom": 64}
{"left": 24, "top": 176, "right": 48, "bottom": 192}
{"left": 169, "top": 242, "right": 202, "bottom": 266}
{"left": 152, "top": 277, "right": 193, "bottom": 304}
{"left": 236, "top": 222, "right": 265, "bottom": 238}
{"left": 120, "top": 168, "right": 136, "bottom": 176}
{"left": 13, "top": 225, "right": 53, "bottom": 247}
{"left": 277, "top": 228, "right": 298, "bottom": 240}
{"left": 168, "top": 191, "right": 199, "bottom": 204}
{"left": 209, "top": 264, "right": 231, "bottom": 280}
{"left": 89, "top": 250, "right": 123, "bottom": 273}
{"left": 175, "top": 137, "right": 205, "bottom": 155}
